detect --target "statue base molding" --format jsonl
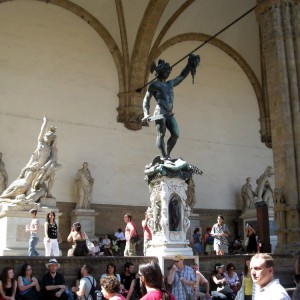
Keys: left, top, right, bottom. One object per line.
{"left": 0, "top": 203, "right": 61, "bottom": 256}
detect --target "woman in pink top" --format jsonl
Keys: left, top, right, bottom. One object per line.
{"left": 100, "top": 276, "right": 125, "bottom": 300}
{"left": 139, "top": 261, "right": 175, "bottom": 300}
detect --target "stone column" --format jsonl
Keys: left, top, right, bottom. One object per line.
{"left": 256, "top": 0, "right": 300, "bottom": 253}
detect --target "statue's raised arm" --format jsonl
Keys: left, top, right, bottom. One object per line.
{"left": 142, "top": 54, "right": 200, "bottom": 160}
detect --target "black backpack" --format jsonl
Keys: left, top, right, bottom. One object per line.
{"left": 85, "top": 277, "right": 101, "bottom": 300}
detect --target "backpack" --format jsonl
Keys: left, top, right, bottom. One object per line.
{"left": 207, "top": 233, "right": 214, "bottom": 245}
{"left": 85, "top": 277, "right": 102, "bottom": 300}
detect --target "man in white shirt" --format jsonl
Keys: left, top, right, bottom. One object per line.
{"left": 250, "top": 253, "right": 290, "bottom": 300}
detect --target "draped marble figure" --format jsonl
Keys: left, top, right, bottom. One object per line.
{"left": 75, "top": 162, "right": 94, "bottom": 209}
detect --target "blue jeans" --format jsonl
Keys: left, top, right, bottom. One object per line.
{"left": 28, "top": 236, "right": 39, "bottom": 256}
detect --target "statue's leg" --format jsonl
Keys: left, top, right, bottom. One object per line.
{"left": 155, "top": 119, "right": 168, "bottom": 159}
{"left": 166, "top": 116, "right": 179, "bottom": 158}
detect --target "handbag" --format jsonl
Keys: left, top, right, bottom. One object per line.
{"left": 245, "top": 237, "right": 249, "bottom": 247}
{"left": 86, "top": 239, "right": 95, "bottom": 252}
{"left": 217, "top": 285, "right": 233, "bottom": 294}
{"left": 130, "top": 222, "right": 140, "bottom": 244}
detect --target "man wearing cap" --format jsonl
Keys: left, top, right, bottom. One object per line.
{"left": 167, "top": 255, "right": 196, "bottom": 300}
{"left": 250, "top": 253, "right": 290, "bottom": 300}
{"left": 25, "top": 208, "right": 40, "bottom": 256}
{"left": 42, "top": 258, "right": 68, "bottom": 300}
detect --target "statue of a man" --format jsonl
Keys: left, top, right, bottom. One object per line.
{"left": 75, "top": 162, "right": 94, "bottom": 209}
{"left": 241, "top": 177, "right": 256, "bottom": 211}
{"left": 0, "top": 152, "right": 8, "bottom": 195}
{"left": 143, "top": 54, "right": 200, "bottom": 160}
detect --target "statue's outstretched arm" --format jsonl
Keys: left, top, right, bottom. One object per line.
{"left": 37, "top": 114, "right": 47, "bottom": 143}
{"left": 172, "top": 54, "right": 200, "bottom": 87}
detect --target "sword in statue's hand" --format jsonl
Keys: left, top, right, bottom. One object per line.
{"left": 141, "top": 114, "right": 165, "bottom": 126}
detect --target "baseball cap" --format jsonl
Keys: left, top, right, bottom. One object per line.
{"left": 173, "top": 254, "right": 184, "bottom": 261}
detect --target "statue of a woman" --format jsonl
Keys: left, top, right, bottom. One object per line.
{"left": 75, "top": 162, "right": 94, "bottom": 209}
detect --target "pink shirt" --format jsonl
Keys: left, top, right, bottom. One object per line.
{"left": 110, "top": 295, "right": 126, "bottom": 300}
{"left": 140, "top": 290, "right": 175, "bottom": 300}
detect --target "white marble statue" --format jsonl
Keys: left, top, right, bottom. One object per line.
{"left": 0, "top": 152, "right": 8, "bottom": 195}
{"left": 0, "top": 115, "right": 61, "bottom": 203}
{"left": 241, "top": 177, "right": 256, "bottom": 211}
{"left": 75, "top": 162, "right": 94, "bottom": 209}
{"left": 255, "top": 166, "right": 274, "bottom": 207}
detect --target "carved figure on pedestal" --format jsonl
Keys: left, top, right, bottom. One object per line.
{"left": 255, "top": 166, "right": 274, "bottom": 207}
{"left": 0, "top": 152, "right": 8, "bottom": 195}
{"left": 169, "top": 195, "right": 181, "bottom": 231}
{"left": 151, "top": 196, "right": 162, "bottom": 233}
{"left": 186, "top": 177, "right": 196, "bottom": 209}
{"left": 75, "top": 162, "right": 94, "bottom": 209}
{"left": 241, "top": 177, "right": 256, "bottom": 211}
{"left": 0, "top": 115, "right": 61, "bottom": 203}
{"left": 142, "top": 54, "right": 200, "bottom": 160}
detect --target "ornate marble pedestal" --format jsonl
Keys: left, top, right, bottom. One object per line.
{"left": 145, "top": 177, "right": 193, "bottom": 267}
{"left": 0, "top": 203, "right": 61, "bottom": 256}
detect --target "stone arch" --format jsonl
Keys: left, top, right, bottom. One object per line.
{"left": 147, "top": 33, "right": 270, "bottom": 147}
{"left": 0, "top": 0, "right": 126, "bottom": 111}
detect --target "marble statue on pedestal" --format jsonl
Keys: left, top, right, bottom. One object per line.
{"left": 241, "top": 177, "right": 256, "bottom": 212}
{"left": 0, "top": 115, "right": 62, "bottom": 204}
{"left": 144, "top": 156, "right": 202, "bottom": 257}
{"left": 255, "top": 166, "right": 274, "bottom": 208}
{"left": 0, "top": 152, "right": 8, "bottom": 195}
{"left": 75, "top": 162, "right": 94, "bottom": 209}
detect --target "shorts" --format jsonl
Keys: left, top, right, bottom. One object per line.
{"left": 214, "top": 243, "right": 228, "bottom": 253}
{"left": 205, "top": 244, "right": 214, "bottom": 252}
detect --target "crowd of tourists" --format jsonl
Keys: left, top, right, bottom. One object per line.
{"left": 0, "top": 253, "right": 297, "bottom": 300}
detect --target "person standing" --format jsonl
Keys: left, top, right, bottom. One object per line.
{"left": 72, "top": 264, "right": 97, "bottom": 300}
{"left": 204, "top": 227, "right": 214, "bottom": 255}
{"left": 26, "top": 208, "right": 40, "bottom": 256}
{"left": 192, "top": 228, "right": 204, "bottom": 256}
{"left": 44, "top": 211, "right": 61, "bottom": 256}
{"left": 42, "top": 258, "right": 68, "bottom": 300}
{"left": 167, "top": 255, "right": 196, "bottom": 300}
{"left": 211, "top": 215, "right": 230, "bottom": 255}
{"left": 250, "top": 253, "right": 290, "bottom": 300}
{"left": 124, "top": 213, "right": 137, "bottom": 257}
{"left": 67, "top": 222, "right": 89, "bottom": 256}
{"left": 245, "top": 223, "right": 257, "bottom": 253}
{"left": 142, "top": 212, "right": 152, "bottom": 256}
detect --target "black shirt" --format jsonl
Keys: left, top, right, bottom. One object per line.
{"left": 42, "top": 272, "right": 67, "bottom": 300}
